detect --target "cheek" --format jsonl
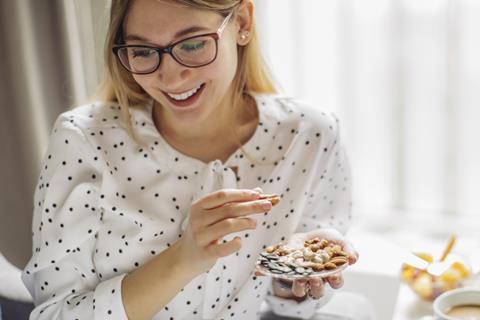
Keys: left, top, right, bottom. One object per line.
{"left": 132, "top": 74, "right": 154, "bottom": 90}
{"left": 207, "top": 41, "right": 239, "bottom": 82}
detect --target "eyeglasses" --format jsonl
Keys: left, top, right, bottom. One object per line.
{"left": 112, "top": 9, "right": 234, "bottom": 75}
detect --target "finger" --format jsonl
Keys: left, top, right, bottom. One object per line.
{"left": 276, "top": 278, "right": 293, "bottom": 291}
{"left": 307, "top": 278, "right": 325, "bottom": 299}
{"left": 348, "top": 251, "right": 359, "bottom": 264}
{"left": 253, "top": 187, "right": 263, "bottom": 193}
{"left": 342, "top": 243, "right": 359, "bottom": 264}
{"left": 291, "top": 279, "right": 308, "bottom": 297}
{"left": 326, "top": 273, "right": 344, "bottom": 289}
{"left": 199, "top": 217, "right": 257, "bottom": 246}
{"left": 205, "top": 236, "right": 242, "bottom": 258}
{"left": 203, "top": 199, "right": 272, "bottom": 226}
{"left": 345, "top": 249, "right": 359, "bottom": 264}
{"left": 200, "top": 189, "right": 260, "bottom": 210}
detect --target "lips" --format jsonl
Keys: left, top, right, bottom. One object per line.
{"left": 161, "top": 83, "right": 206, "bottom": 109}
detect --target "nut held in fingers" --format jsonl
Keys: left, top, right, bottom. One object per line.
{"left": 259, "top": 194, "right": 280, "bottom": 206}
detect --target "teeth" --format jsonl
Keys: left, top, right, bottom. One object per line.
{"left": 167, "top": 84, "right": 203, "bottom": 101}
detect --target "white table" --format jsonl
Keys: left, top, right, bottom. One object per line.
{"left": 344, "top": 226, "right": 480, "bottom": 320}
{"left": 393, "top": 283, "right": 434, "bottom": 320}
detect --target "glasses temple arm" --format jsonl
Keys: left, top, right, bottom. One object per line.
{"left": 217, "top": 9, "right": 235, "bottom": 35}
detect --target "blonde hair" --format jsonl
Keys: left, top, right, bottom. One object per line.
{"left": 95, "top": 0, "right": 277, "bottom": 157}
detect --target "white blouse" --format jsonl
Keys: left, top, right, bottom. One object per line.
{"left": 22, "top": 93, "right": 352, "bottom": 320}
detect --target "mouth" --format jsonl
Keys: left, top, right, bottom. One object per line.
{"left": 161, "top": 83, "right": 206, "bottom": 109}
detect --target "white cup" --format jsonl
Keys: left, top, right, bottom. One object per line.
{"left": 427, "top": 288, "right": 480, "bottom": 319}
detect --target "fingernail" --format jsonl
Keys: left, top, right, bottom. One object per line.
{"left": 261, "top": 201, "right": 272, "bottom": 210}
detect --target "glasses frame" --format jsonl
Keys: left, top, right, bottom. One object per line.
{"left": 112, "top": 9, "right": 235, "bottom": 75}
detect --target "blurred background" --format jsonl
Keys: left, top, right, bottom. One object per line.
{"left": 0, "top": 1, "right": 479, "bottom": 318}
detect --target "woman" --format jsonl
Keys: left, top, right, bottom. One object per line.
{"left": 22, "top": 0, "right": 358, "bottom": 319}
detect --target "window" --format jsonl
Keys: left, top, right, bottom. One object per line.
{"left": 256, "top": 0, "right": 480, "bottom": 222}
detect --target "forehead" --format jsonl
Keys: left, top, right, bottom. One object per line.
{"left": 124, "top": 0, "right": 222, "bottom": 44}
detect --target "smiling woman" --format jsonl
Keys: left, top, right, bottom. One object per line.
{"left": 21, "top": 1, "right": 357, "bottom": 320}
{"left": 98, "top": 0, "right": 275, "bottom": 147}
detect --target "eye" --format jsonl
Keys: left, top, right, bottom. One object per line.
{"left": 179, "top": 40, "right": 207, "bottom": 52}
{"left": 131, "top": 48, "right": 156, "bottom": 58}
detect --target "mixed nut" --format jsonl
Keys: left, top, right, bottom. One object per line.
{"left": 257, "top": 237, "right": 350, "bottom": 277}
{"left": 259, "top": 193, "right": 280, "bottom": 206}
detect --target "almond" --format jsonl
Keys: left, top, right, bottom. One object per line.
{"left": 330, "top": 257, "right": 348, "bottom": 266}
{"left": 266, "top": 246, "right": 275, "bottom": 253}
{"left": 312, "top": 263, "right": 325, "bottom": 272}
{"left": 324, "top": 262, "right": 337, "bottom": 270}
{"left": 259, "top": 194, "right": 281, "bottom": 206}
{"left": 319, "top": 239, "right": 329, "bottom": 249}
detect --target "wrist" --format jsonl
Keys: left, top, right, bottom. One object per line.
{"left": 169, "top": 240, "right": 197, "bottom": 280}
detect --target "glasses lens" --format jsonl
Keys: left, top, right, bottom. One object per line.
{"left": 172, "top": 36, "right": 217, "bottom": 67}
{"left": 117, "top": 47, "right": 159, "bottom": 73}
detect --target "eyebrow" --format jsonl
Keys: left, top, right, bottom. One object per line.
{"left": 125, "top": 26, "right": 211, "bottom": 44}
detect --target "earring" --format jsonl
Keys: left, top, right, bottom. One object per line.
{"left": 240, "top": 31, "right": 249, "bottom": 40}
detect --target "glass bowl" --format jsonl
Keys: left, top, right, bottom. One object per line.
{"left": 401, "top": 252, "right": 471, "bottom": 302}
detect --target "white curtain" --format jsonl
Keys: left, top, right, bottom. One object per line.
{"left": 256, "top": 0, "right": 480, "bottom": 218}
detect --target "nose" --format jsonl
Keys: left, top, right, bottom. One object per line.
{"left": 156, "top": 53, "right": 191, "bottom": 87}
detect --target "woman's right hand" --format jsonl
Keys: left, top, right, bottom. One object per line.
{"left": 175, "top": 188, "right": 273, "bottom": 275}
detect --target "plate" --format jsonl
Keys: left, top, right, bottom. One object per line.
{"left": 255, "top": 260, "right": 348, "bottom": 280}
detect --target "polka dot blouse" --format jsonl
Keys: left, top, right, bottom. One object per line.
{"left": 22, "top": 93, "right": 352, "bottom": 320}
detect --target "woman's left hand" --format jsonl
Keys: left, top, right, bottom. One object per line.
{"left": 257, "top": 228, "right": 359, "bottom": 300}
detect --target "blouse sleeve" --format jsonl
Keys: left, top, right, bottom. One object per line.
{"left": 21, "top": 116, "right": 129, "bottom": 320}
{"left": 264, "top": 112, "right": 352, "bottom": 319}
